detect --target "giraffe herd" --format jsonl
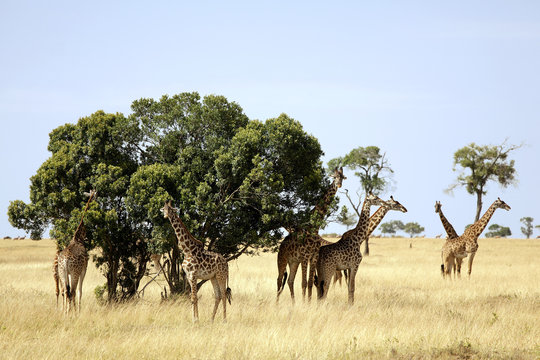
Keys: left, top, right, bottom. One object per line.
{"left": 49, "top": 169, "right": 511, "bottom": 321}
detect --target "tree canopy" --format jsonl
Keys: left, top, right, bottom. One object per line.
{"left": 8, "top": 92, "right": 329, "bottom": 301}
{"left": 403, "top": 222, "right": 425, "bottom": 238}
{"left": 485, "top": 224, "right": 512, "bottom": 238}
{"left": 520, "top": 217, "right": 534, "bottom": 239}
{"left": 328, "top": 145, "right": 394, "bottom": 254}
{"left": 447, "top": 141, "right": 520, "bottom": 222}
{"left": 380, "top": 220, "right": 404, "bottom": 236}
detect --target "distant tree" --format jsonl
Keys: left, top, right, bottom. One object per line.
{"left": 328, "top": 146, "right": 394, "bottom": 255}
{"left": 335, "top": 205, "right": 357, "bottom": 230}
{"left": 380, "top": 220, "right": 404, "bottom": 237}
{"left": 485, "top": 224, "right": 512, "bottom": 238}
{"left": 447, "top": 141, "right": 521, "bottom": 222}
{"left": 520, "top": 217, "right": 534, "bottom": 239}
{"left": 403, "top": 222, "right": 425, "bottom": 238}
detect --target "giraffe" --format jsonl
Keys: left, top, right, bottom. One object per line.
{"left": 441, "top": 197, "right": 511, "bottom": 278}
{"left": 317, "top": 194, "right": 406, "bottom": 304}
{"left": 434, "top": 201, "right": 461, "bottom": 277}
{"left": 56, "top": 190, "right": 96, "bottom": 313}
{"left": 276, "top": 167, "right": 346, "bottom": 302}
{"left": 314, "top": 195, "right": 408, "bottom": 292}
{"left": 161, "top": 201, "right": 231, "bottom": 322}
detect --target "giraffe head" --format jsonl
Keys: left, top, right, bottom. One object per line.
{"left": 386, "top": 195, "right": 407, "bottom": 213}
{"left": 160, "top": 201, "right": 177, "bottom": 219}
{"left": 494, "top": 197, "right": 511, "bottom": 211}
{"left": 434, "top": 201, "right": 442, "bottom": 214}
{"left": 365, "top": 193, "right": 386, "bottom": 207}
{"left": 330, "top": 167, "right": 347, "bottom": 188}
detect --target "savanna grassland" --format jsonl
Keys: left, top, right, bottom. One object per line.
{"left": 0, "top": 237, "right": 539, "bottom": 359}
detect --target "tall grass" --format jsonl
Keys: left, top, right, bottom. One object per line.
{"left": 0, "top": 237, "right": 539, "bottom": 359}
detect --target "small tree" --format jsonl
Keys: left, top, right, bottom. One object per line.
{"left": 485, "top": 224, "right": 512, "bottom": 238}
{"left": 447, "top": 140, "right": 521, "bottom": 222}
{"left": 520, "top": 217, "right": 534, "bottom": 239}
{"left": 328, "top": 146, "right": 394, "bottom": 255}
{"left": 380, "top": 220, "right": 404, "bottom": 237}
{"left": 403, "top": 222, "right": 425, "bottom": 238}
{"left": 335, "top": 205, "right": 357, "bottom": 230}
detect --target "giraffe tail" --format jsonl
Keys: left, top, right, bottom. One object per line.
{"left": 319, "top": 280, "right": 325, "bottom": 298}
{"left": 226, "top": 288, "right": 232, "bottom": 305}
{"left": 226, "top": 272, "right": 232, "bottom": 305}
{"left": 277, "top": 271, "right": 288, "bottom": 295}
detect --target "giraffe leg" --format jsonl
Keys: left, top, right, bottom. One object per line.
{"left": 70, "top": 276, "right": 80, "bottom": 313}
{"left": 347, "top": 267, "right": 358, "bottom": 305}
{"left": 188, "top": 277, "right": 199, "bottom": 322}
{"left": 210, "top": 277, "right": 221, "bottom": 322}
{"left": 307, "top": 258, "right": 316, "bottom": 301}
{"left": 219, "top": 271, "right": 229, "bottom": 321}
{"left": 455, "top": 257, "right": 462, "bottom": 279}
{"left": 287, "top": 262, "right": 300, "bottom": 303}
{"left": 467, "top": 252, "right": 476, "bottom": 277}
{"left": 300, "top": 260, "right": 308, "bottom": 301}
{"left": 333, "top": 270, "right": 342, "bottom": 287}
{"left": 318, "top": 267, "right": 333, "bottom": 301}
{"left": 78, "top": 266, "right": 87, "bottom": 313}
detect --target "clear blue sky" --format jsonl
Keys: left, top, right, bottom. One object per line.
{"left": 1, "top": 1, "right": 539, "bottom": 239}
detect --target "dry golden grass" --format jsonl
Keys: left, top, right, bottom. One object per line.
{"left": 1, "top": 237, "right": 539, "bottom": 359}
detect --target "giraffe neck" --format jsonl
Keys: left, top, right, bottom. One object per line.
{"left": 70, "top": 192, "right": 95, "bottom": 247}
{"left": 464, "top": 202, "right": 499, "bottom": 239}
{"left": 310, "top": 179, "right": 339, "bottom": 226}
{"left": 438, "top": 210, "right": 458, "bottom": 239}
{"left": 345, "top": 199, "right": 372, "bottom": 245}
{"left": 168, "top": 212, "right": 201, "bottom": 255}
{"left": 71, "top": 221, "right": 86, "bottom": 246}
{"left": 366, "top": 206, "right": 390, "bottom": 237}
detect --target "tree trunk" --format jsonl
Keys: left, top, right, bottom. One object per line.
{"left": 475, "top": 190, "right": 483, "bottom": 222}
{"left": 106, "top": 258, "right": 119, "bottom": 303}
{"left": 167, "top": 244, "right": 184, "bottom": 294}
{"left": 363, "top": 238, "right": 370, "bottom": 256}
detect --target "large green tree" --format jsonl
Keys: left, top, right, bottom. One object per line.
{"left": 328, "top": 146, "right": 393, "bottom": 255}
{"left": 8, "top": 111, "right": 145, "bottom": 302}
{"left": 447, "top": 141, "right": 520, "bottom": 222}
{"left": 9, "top": 92, "right": 328, "bottom": 300}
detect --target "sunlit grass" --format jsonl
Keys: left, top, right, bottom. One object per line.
{"left": 0, "top": 237, "right": 539, "bottom": 359}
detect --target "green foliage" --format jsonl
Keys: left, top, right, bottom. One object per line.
{"left": 402, "top": 222, "right": 425, "bottom": 238}
{"left": 127, "top": 95, "right": 327, "bottom": 259}
{"left": 335, "top": 206, "right": 357, "bottom": 229}
{"left": 448, "top": 141, "right": 520, "bottom": 221}
{"left": 8, "top": 111, "right": 145, "bottom": 302}
{"left": 380, "top": 220, "right": 404, "bottom": 236}
{"left": 520, "top": 217, "right": 534, "bottom": 239}
{"left": 485, "top": 224, "right": 512, "bottom": 238}
{"left": 328, "top": 146, "right": 392, "bottom": 195}
{"left": 9, "top": 92, "right": 328, "bottom": 299}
